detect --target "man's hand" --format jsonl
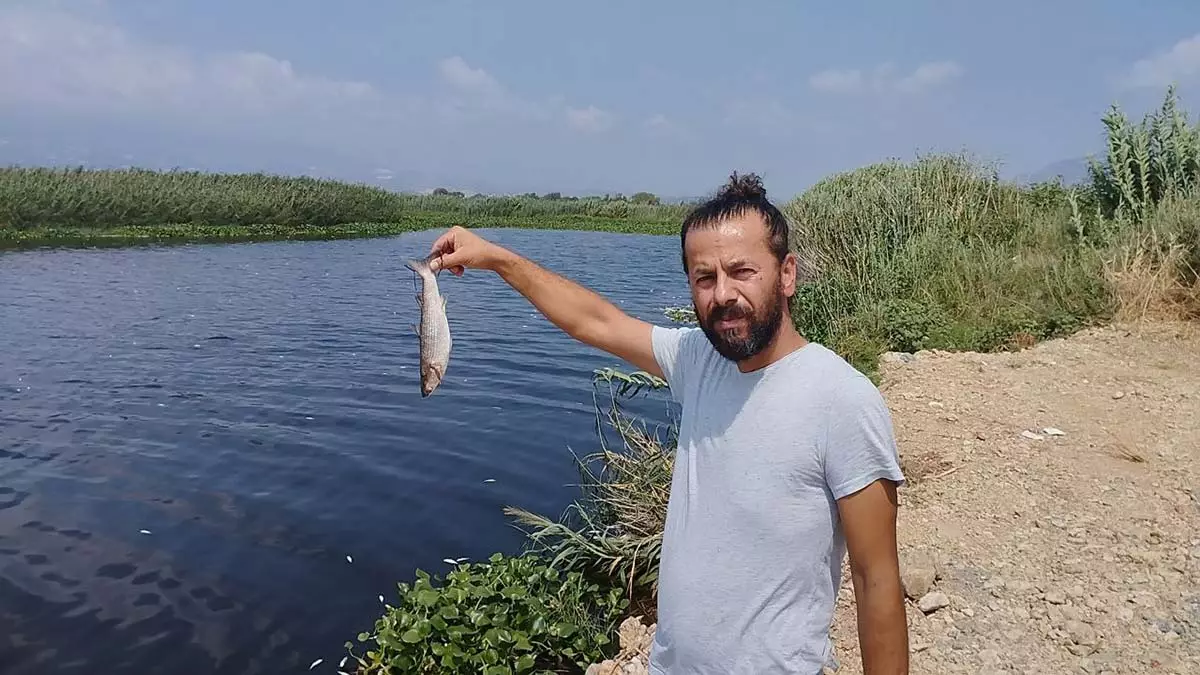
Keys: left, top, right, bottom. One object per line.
{"left": 838, "top": 477, "right": 909, "bottom": 674}
{"left": 427, "top": 226, "right": 510, "bottom": 276}
{"left": 421, "top": 226, "right": 662, "bottom": 378}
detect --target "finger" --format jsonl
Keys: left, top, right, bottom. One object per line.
{"left": 432, "top": 250, "right": 465, "bottom": 273}
{"left": 429, "top": 229, "right": 456, "bottom": 255}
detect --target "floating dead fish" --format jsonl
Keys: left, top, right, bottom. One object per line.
{"left": 1043, "top": 427, "right": 1066, "bottom": 436}
{"left": 309, "top": 659, "right": 322, "bottom": 670}
{"left": 405, "top": 253, "right": 452, "bottom": 397}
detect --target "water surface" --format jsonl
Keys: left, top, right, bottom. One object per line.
{"left": 0, "top": 229, "right": 688, "bottom": 674}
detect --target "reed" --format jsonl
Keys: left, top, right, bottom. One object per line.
{"left": 0, "top": 166, "right": 686, "bottom": 248}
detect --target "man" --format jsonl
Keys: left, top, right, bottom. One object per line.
{"left": 426, "top": 172, "right": 909, "bottom": 674}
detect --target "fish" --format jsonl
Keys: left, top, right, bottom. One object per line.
{"left": 405, "top": 253, "right": 452, "bottom": 397}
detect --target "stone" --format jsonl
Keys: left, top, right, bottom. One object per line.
{"left": 900, "top": 549, "right": 941, "bottom": 600}
{"left": 1045, "top": 590, "right": 1068, "bottom": 605}
{"left": 1066, "top": 620, "right": 1098, "bottom": 647}
{"left": 919, "top": 591, "right": 951, "bottom": 614}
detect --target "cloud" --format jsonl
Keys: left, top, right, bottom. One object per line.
{"left": 566, "top": 105, "right": 614, "bottom": 133}
{"left": 809, "top": 60, "right": 963, "bottom": 95}
{"left": 0, "top": 6, "right": 379, "bottom": 122}
{"left": 0, "top": 5, "right": 614, "bottom": 140}
{"left": 437, "top": 56, "right": 503, "bottom": 96}
{"left": 1119, "top": 33, "right": 1200, "bottom": 89}
{"left": 807, "top": 69, "right": 864, "bottom": 94}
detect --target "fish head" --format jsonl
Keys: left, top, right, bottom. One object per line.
{"left": 420, "top": 361, "right": 445, "bottom": 397}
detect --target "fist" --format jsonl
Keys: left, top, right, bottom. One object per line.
{"left": 427, "top": 226, "right": 500, "bottom": 276}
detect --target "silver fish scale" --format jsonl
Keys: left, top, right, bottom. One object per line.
{"left": 408, "top": 257, "right": 452, "bottom": 396}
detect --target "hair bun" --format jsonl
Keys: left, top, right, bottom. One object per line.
{"left": 716, "top": 171, "right": 767, "bottom": 201}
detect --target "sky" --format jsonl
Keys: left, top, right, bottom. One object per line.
{"left": 1, "top": 0, "right": 1199, "bottom": 199}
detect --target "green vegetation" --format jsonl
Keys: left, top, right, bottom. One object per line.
{"left": 0, "top": 167, "right": 686, "bottom": 248}
{"left": 348, "top": 552, "right": 628, "bottom": 674}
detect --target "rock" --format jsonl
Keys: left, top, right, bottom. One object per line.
{"left": 919, "top": 591, "right": 951, "bottom": 614}
{"left": 1045, "top": 591, "right": 1067, "bottom": 605}
{"left": 1066, "top": 620, "right": 1098, "bottom": 647}
{"left": 1112, "top": 391, "right": 1125, "bottom": 399}
{"left": 902, "top": 567, "right": 938, "bottom": 600}
{"left": 585, "top": 616, "right": 656, "bottom": 675}
{"left": 900, "top": 549, "right": 940, "bottom": 600}
{"left": 1022, "top": 430, "right": 1045, "bottom": 441}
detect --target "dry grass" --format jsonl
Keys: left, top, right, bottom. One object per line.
{"left": 1107, "top": 242, "right": 1200, "bottom": 323}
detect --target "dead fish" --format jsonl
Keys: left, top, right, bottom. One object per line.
{"left": 405, "top": 254, "right": 452, "bottom": 397}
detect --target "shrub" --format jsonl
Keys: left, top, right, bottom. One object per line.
{"left": 780, "top": 151, "right": 1114, "bottom": 371}
{"left": 347, "top": 552, "right": 628, "bottom": 674}
{"left": 506, "top": 367, "right": 674, "bottom": 622}
{"left": 1088, "top": 85, "right": 1200, "bottom": 223}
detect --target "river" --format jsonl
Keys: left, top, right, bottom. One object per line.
{"left": 0, "top": 229, "right": 690, "bottom": 674}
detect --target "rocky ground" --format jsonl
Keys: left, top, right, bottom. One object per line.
{"left": 588, "top": 320, "right": 1200, "bottom": 674}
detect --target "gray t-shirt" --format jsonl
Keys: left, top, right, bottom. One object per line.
{"left": 647, "top": 325, "right": 906, "bottom": 674}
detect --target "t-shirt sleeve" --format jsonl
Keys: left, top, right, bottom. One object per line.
{"left": 822, "top": 373, "right": 907, "bottom": 500}
{"left": 651, "top": 324, "right": 697, "bottom": 402}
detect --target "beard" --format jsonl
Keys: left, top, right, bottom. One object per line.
{"left": 697, "top": 289, "right": 786, "bottom": 362}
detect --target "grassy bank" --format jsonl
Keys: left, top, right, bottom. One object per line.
{"left": 342, "top": 86, "right": 1199, "bottom": 673}
{"left": 1, "top": 214, "right": 678, "bottom": 249}
{"left": 0, "top": 167, "right": 687, "bottom": 249}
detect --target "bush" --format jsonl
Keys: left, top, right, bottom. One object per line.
{"left": 347, "top": 552, "right": 628, "bottom": 674}
{"left": 780, "top": 151, "right": 1114, "bottom": 372}
{"left": 1088, "top": 85, "right": 1200, "bottom": 223}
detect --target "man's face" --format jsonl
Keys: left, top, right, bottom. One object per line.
{"left": 683, "top": 213, "right": 796, "bottom": 362}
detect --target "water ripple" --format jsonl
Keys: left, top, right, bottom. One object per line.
{"left": 0, "top": 229, "right": 689, "bottom": 674}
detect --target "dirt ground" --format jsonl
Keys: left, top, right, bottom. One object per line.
{"left": 590, "top": 320, "right": 1200, "bottom": 675}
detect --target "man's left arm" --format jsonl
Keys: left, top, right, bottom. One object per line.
{"left": 838, "top": 477, "right": 908, "bottom": 674}
{"left": 824, "top": 374, "right": 909, "bottom": 674}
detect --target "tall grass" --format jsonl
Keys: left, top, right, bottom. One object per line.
{"left": 506, "top": 368, "right": 676, "bottom": 622}
{"left": 781, "top": 153, "right": 1113, "bottom": 373}
{"left": 0, "top": 166, "right": 688, "bottom": 244}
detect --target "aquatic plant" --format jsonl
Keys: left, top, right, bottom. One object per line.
{"left": 346, "top": 552, "right": 627, "bottom": 674}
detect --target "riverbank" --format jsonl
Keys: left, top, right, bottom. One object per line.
{"left": 587, "top": 319, "right": 1200, "bottom": 674}
{"left": 0, "top": 166, "right": 685, "bottom": 250}
{"left": 0, "top": 214, "right": 676, "bottom": 250}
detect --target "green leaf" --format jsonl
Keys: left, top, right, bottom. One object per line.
{"left": 400, "top": 629, "right": 421, "bottom": 644}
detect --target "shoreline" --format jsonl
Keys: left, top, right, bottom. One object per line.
{"left": 0, "top": 214, "right": 678, "bottom": 252}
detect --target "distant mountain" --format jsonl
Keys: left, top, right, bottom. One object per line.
{"left": 1021, "top": 156, "right": 1094, "bottom": 186}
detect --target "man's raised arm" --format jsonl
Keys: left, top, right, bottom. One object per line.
{"left": 426, "top": 226, "right": 663, "bottom": 378}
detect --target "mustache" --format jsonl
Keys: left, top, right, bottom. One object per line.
{"left": 708, "top": 303, "right": 752, "bottom": 322}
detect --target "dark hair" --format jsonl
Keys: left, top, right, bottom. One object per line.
{"left": 679, "top": 171, "right": 790, "bottom": 273}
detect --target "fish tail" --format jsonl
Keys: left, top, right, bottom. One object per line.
{"left": 405, "top": 257, "right": 433, "bottom": 278}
